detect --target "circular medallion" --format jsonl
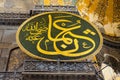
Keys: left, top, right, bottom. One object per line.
{"left": 16, "top": 12, "right": 103, "bottom": 61}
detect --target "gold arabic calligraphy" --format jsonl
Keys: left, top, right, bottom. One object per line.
{"left": 35, "top": 14, "right": 96, "bottom": 57}
{"left": 22, "top": 18, "right": 48, "bottom": 44}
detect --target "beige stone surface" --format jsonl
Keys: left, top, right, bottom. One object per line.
{"left": 8, "top": 48, "right": 27, "bottom": 71}
{"left": 0, "top": 49, "right": 1, "bottom": 56}
{"left": 0, "top": 0, "right": 34, "bottom": 12}
{"left": 0, "top": 42, "right": 11, "bottom": 48}
{"left": 0, "top": 57, "right": 7, "bottom": 71}
{"left": 0, "top": 30, "right": 3, "bottom": 42}
{"left": 0, "top": 0, "right": 4, "bottom": 7}
{"left": 1, "top": 48, "right": 9, "bottom": 57}
{"left": 2, "top": 30, "right": 17, "bottom": 43}
{"left": 0, "top": 25, "right": 19, "bottom": 30}
{"left": 115, "top": 77, "right": 120, "bottom": 80}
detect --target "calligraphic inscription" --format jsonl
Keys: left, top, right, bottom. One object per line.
{"left": 16, "top": 12, "right": 103, "bottom": 61}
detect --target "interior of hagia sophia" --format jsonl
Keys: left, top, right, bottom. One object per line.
{"left": 0, "top": 0, "right": 120, "bottom": 80}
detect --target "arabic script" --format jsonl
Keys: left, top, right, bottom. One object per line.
{"left": 18, "top": 12, "right": 102, "bottom": 61}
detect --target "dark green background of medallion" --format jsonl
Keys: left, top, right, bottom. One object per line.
{"left": 19, "top": 12, "right": 101, "bottom": 61}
